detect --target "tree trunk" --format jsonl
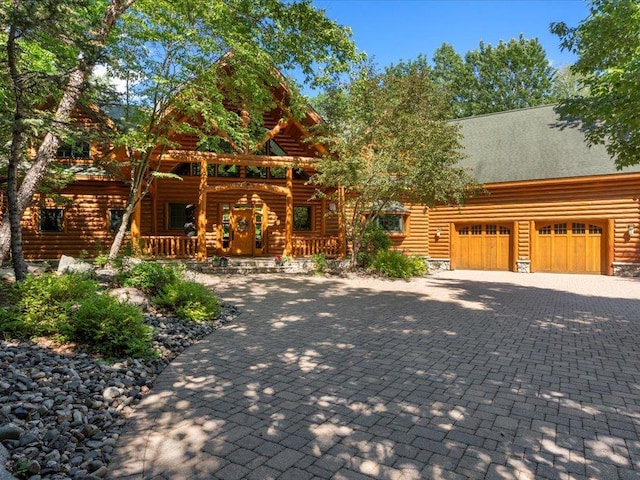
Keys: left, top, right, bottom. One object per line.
{"left": 0, "top": 0, "right": 137, "bottom": 263}
{"left": 107, "top": 204, "right": 135, "bottom": 264}
{"left": 6, "top": 11, "right": 28, "bottom": 280}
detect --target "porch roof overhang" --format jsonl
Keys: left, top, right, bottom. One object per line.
{"left": 161, "top": 149, "right": 320, "bottom": 168}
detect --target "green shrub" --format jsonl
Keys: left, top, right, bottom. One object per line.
{"left": 0, "top": 273, "right": 97, "bottom": 337}
{"left": 67, "top": 294, "right": 155, "bottom": 358}
{"left": 311, "top": 253, "right": 329, "bottom": 275}
{"left": 117, "top": 261, "right": 180, "bottom": 296}
{"left": 94, "top": 253, "right": 109, "bottom": 268}
{"left": 370, "top": 251, "right": 427, "bottom": 279}
{"left": 154, "top": 280, "right": 221, "bottom": 322}
{"left": 358, "top": 222, "right": 392, "bottom": 267}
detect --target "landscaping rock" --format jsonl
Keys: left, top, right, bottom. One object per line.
{"left": 108, "top": 287, "right": 150, "bottom": 311}
{"left": 56, "top": 255, "right": 95, "bottom": 276}
{"left": 0, "top": 303, "right": 237, "bottom": 479}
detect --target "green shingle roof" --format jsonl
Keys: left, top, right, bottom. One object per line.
{"left": 456, "top": 105, "right": 640, "bottom": 184}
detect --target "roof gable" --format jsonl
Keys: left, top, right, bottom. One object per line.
{"left": 456, "top": 105, "right": 640, "bottom": 184}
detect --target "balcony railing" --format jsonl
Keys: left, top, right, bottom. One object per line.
{"left": 292, "top": 236, "right": 341, "bottom": 258}
{"left": 140, "top": 235, "right": 198, "bottom": 258}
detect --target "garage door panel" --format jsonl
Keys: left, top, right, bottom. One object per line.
{"left": 456, "top": 224, "right": 511, "bottom": 271}
{"left": 534, "top": 221, "right": 603, "bottom": 274}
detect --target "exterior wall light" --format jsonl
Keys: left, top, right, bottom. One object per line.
{"left": 628, "top": 225, "right": 635, "bottom": 236}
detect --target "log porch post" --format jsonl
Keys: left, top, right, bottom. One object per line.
{"left": 130, "top": 190, "right": 142, "bottom": 254}
{"left": 197, "top": 157, "right": 208, "bottom": 261}
{"left": 606, "top": 218, "right": 614, "bottom": 276}
{"left": 285, "top": 167, "right": 293, "bottom": 256}
{"left": 338, "top": 186, "right": 346, "bottom": 258}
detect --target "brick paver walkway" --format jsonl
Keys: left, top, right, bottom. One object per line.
{"left": 109, "top": 271, "right": 640, "bottom": 479}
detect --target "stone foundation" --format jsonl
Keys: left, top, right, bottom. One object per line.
{"left": 425, "top": 258, "right": 451, "bottom": 273}
{"left": 612, "top": 262, "right": 640, "bottom": 277}
{"left": 516, "top": 260, "right": 531, "bottom": 273}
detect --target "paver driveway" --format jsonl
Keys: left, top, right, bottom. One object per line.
{"left": 109, "top": 271, "right": 640, "bottom": 479}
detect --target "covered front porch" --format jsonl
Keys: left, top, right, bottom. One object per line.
{"left": 129, "top": 150, "right": 346, "bottom": 261}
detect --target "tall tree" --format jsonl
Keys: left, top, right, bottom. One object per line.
{"left": 551, "top": 0, "right": 640, "bottom": 168}
{"left": 431, "top": 35, "right": 558, "bottom": 118}
{"left": 0, "top": 0, "right": 135, "bottom": 278}
{"left": 0, "top": 0, "right": 360, "bottom": 273}
{"left": 101, "top": 0, "right": 360, "bottom": 262}
{"left": 312, "top": 60, "right": 478, "bottom": 267}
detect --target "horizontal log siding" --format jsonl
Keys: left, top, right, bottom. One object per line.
{"left": 428, "top": 174, "right": 640, "bottom": 265}
{"left": 391, "top": 204, "right": 429, "bottom": 255}
{"left": 21, "top": 181, "right": 130, "bottom": 260}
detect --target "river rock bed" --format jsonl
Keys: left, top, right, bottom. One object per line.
{"left": 0, "top": 303, "right": 238, "bottom": 480}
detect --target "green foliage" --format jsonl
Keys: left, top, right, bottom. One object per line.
{"left": 0, "top": 272, "right": 154, "bottom": 358}
{"left": 312, "top": 59, "right": 477, "bottom": 267}
{"left": 0, "top": 273, "right": 96, "bottom": 338}
{"left": 357, "top": 222, "right": 392, "bottom": 267}
{"left": 154, "top": 280, "right": 221, "bottom": 322}
{"left": 430, "top": 35, "right": 558, "bottom": 118}
{"left": 117, "top": 261, "right": 181, "bottom": 296}
{"left": 66, "top": 294, "right": 154, "bottom": 358}
{"left": 370, "top": 251, "right": 427, "bottom": 279}
{"left": 311, "top": 253, "right": 329, "bottom": 274}
{"left": 94, "top": 253, "right": 109, "bottom": 268}
{"left": 551, "top": 0, "right": 640, "bottom": 168}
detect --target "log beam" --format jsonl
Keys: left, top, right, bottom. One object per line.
{"left": 161, "top": 150, "right": 319, "bottom": 168}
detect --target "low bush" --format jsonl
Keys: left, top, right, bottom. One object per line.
{"left": 67, "top": 294, "right": 155, "bottom": 358}
{"left": 0, "top": 273, "right": 96, "bottom": 338}
{"left": 370, "top": 250, "right": 427, "bottom": 279}
{"left": 358, "top": 222, "right": 393, "bottom": 267}
{"left": 117, "top": 261, "right": 180, "bottom": 296}
{"left": 153, "top": 279, "right": 221, "bottom": 322}
{"left": 311, "top": 253, "right": 329, "bottom": 274}
{"left": 0, "top": 273, "right": 155, "bottom": 358}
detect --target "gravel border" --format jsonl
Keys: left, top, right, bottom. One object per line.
{"left": 0, "top": 303, "right": 238, "bottom": 480}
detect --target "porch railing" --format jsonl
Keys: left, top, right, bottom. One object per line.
{"left": 292, "top": 236, "right": 341, "bottom": 258}
{"left": 140, "top": 235, "right": 198, "bottom": 258}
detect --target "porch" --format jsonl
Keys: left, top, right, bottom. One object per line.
{"left": 138, "top": 234, "right": 342, "bottom": 260}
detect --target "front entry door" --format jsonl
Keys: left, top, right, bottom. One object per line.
{"left": 231, "top": 209, "right": 254, "bottom": 255}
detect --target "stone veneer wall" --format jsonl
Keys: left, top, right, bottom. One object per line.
{"left": 425, "top": 258, "right": 451, "bottom": 273}
{"left": 612, "top": 262, "right": 640, "bottom": 277}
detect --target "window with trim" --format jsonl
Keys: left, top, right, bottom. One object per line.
{"left": 294, "top": 206, "right": 312, "bottom": 231}
{"left": 375, "top": 214, "right": 405, "bottom": 234}
{"left": 168, "top": 203, "right": 189, "bottom": 230}
{"left": 108, "top": 209, "right": 128, "bottom": 233}
{"left": 56, "top": 141, "right": 91, "bottom": 159}
{"left": 39, "top": 208, "right": 64, "bottom": 232}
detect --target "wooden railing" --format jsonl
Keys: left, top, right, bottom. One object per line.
{"left": 140, "top": 236, "right": 198, "bottom": 258}
{"left": 292, "top": 236, "right": 341, "bottom": 258}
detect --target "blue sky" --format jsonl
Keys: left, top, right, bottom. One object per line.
{"left": 312, "top": 0, "right": 589, "bottom": 69}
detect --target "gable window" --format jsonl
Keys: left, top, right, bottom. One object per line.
{"left": 246, "top": 166, "right": 267, "bottom": 178}
{"left": 217, "top": 164, "right": 240, "bottom": 177}
{"left": 293, "top": 206, "right": 312, "bottom": 231}
{"left": 39, "top": 208, "right": 64, "bottom": 232}
{"left": 56, "top": 141, "right": 91, "bottom": 159}
{"left": 108, "top": 209, "right": 127, "bottom": 233}
{"left": 258, "top": 139, "right": 288, "bottom": 157}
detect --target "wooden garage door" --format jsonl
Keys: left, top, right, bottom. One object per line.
{"left": 535, "top": 222, "right": 603, "bottom": 273}
{"left": 456, "top": 224, "right": 511, "bottom": 270}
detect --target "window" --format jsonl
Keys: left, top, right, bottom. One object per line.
{"left": 554, "top": 223, "right": 567, "bottom": 234}
{"left": 572, "top": 223, "right": 586, "bottom": 234}
{"left": 255, "top": 211, "right": 263, "bottom": 249}
{"left": 589, "top": 224, "right": 603, "bottom": 234}
{"left": 486, "top": 224, "right": 497, "bottom": 235}
{"left": 471, "top": 224, "right": 482, "bottom": 235}
{"left": 39, "top": 208, "right": 64, "bottom": 232}
{"left": 246, "top": 166, "right": 267, "bottom": 178}
{"left": 459, "top": 226, "right": 469, "bottom": 236}
{"left": 539, "top": 225, "right": 551, "bottom": 235}
{"left": 56, "top": 141, "right": 91, "bottom": 159}
{"left": 294, "top": 206, "right": 312, "bottom": 231}
{"left": 173, "top": 163, "right": 215, "bottom": 176}
{"left": 217, "top": 164, "right": 240, "bottom": 177}
{"left": 108, "top": 209, "right": 127, "bottom": 233}
{"left": 221, "top": 204, "right": 230, "bottom": 248}
{"left": 258, "top": 139, "right": 288, "bottom": 157}
{"left": 269, "top": 167, "right": 286, "bottom": 179}
{"left": 293, "top": 168, "right": 310, "bottom": 180}
{"left": 376, "top": 214, "right": 404, "bottom": 233}
{"left": 168, "top": 203, "right": 189, "bottom": 230}
{"left": 499, "top": 226, "right": 511, "bottom": 235}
